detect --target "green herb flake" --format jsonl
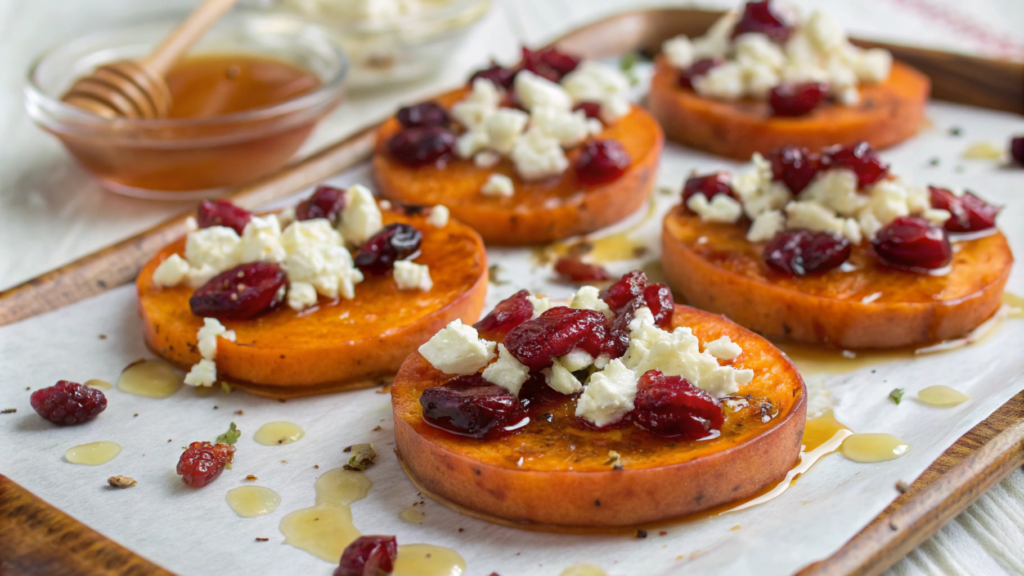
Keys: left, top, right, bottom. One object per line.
{"left": 619, "top": 52, "right": 640, "bottom": 85}
{"left": 889, "top": 388, "right": 905, "bottom": 405}
{"left": 217, "top": 422, "right": 241, "bottom": 445}
{"left": 221, "top": 381, "right": 233, "bottom": 394}
{"left": 488, "top": 264, "right": 509, "bottom": 285}
{"left": 344, "top": 443, "right": 377, "bottom": 471}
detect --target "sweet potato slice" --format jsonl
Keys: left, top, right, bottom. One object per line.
{"left": 662, "top": 207, "right": 1013, "bottom": 349}
{"left": 136, "top": 208, "right": 487, "bottom": 394}
{"left": 392, "top": 305, "right": 806, "bottom": 527}
{"left": 648, "top": 56, "right": 930, "bottom": 160}
{"left": 373, "top": 89, "right": 664, "bottom": 246}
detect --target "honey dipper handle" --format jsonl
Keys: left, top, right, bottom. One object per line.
{"left": 141, "top": 0, "right": 238, "bottom": 77}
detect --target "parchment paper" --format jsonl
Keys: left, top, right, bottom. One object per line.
{"left": 3, "top": 88, "right": 1024, "bottom": 575}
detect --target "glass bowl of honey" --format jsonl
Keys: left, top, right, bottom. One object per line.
{"left": 25, "top": 8, "right": 348, "bottom": 199}
{"left": 277, "top": 0, "right": 491, "bottom": 89}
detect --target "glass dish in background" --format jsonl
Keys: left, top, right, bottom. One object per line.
{"left": 275, "top": 0, "right": 490, "bottom": 90}
{"left": 25, "top": 8, "right": 348, "bottom": 200}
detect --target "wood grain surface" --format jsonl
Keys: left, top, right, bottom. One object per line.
{"left": 0, "top": 474, "right": 173, "bottom": 576}
{"left": 1, "top": 8, "right": 1022, "bottom": 576}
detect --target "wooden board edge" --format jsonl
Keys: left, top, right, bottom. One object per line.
{"left": 0, "top": 474, "right": 175, "bottom": 576}
{"left": 796, "top": 391, "right": 1024, "bottom": 576}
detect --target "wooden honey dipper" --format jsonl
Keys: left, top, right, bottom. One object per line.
{"left": 62, "top": 0, "right": 237, "bottom": 119}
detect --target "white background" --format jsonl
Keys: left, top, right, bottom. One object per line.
{"left": 1, "top": 0, "right": 1024, "bottom": 574}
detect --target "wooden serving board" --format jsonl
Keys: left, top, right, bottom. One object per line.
{"left": 1, "top": 8, "right": 1022, "bottom": 576}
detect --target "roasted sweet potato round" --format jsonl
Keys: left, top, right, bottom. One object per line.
{"left": 137, "top": 209, "right": 487, "bottom": 397}
{"left": 373, "top": 89, "right": 664, "bottom": 246}
{"left": 392, "top": 304, "right": 806, "bottom": 527}
{"left": 662, "top": 207, "right": 1013, "bottom": 349}
{"left": 648, "top": 55, "right": 930, "bottom": 160}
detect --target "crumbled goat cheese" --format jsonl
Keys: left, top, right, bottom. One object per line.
{"left": 239, "top": 215, "right": 286, "bottom": 264}
{"left": 184, "top": 359, "right": 218, "bottom": 387}
{"left": 560, "top": 348, "right": 596, "bottom": 372}
{"left": 197, "top": 317, "right": 235, "bottom": 361}
{"left": 481, "top": 174, "right": 515, "bottom": 197}
{"left": 152, "top": 254, "right": 190, "bottom": 287}
{"left": 514, "top": 70, "right": 572, "bottom": 111}
{"left": 185, "top": 226, "right": 242, "bottom": 272}
{"left": 570, "top": 285, "right": 613, "bottom": 319}
{"left": 746, "top": 209, "right": 785, "bottom": 242}
{"left": 575, "top": 359, "right": 638, "bottom": 427}
{"left": 340, "top": 185, "right": 383, "bottom": 246}
{"left": 543, "top": 358, "right": 583, "bottom": 395}
{"left": 527, "top": 295, "right": 552, "bottom": 318}
{"left": 393, "top": 261, "right": 433, "bottom": 291}
{"left": 419, "top": 319, "right": 497, "bottom": 375}
{"left": 474, "top": 151, "right": 501, "bottom": 168}
{"left": 510, "top": 128, "right": 569, "bottom": 181}
{"left": 284, "top": 244, "right": 364, "bottom": 300}
{"left": 704, "top": 336, "right": 742, "bottom": 360}
{"left": 287, "top": 281, "right": 318, "bottom": 311}
{"left": 482, "top": 344, "right": 531, "bottom": 396}
{"left": 687, "top": 193, "right": 744, "bottom": 223}
{"left": 427, "top": 205, "right": 450, "bottom": 228}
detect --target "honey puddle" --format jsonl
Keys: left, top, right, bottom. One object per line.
{"left": 393, "top": 544, "right": 466, "bottom": 576}
{"left": 534, "top": 196, "right": 658, "bottom": 266}
{"left": 65, "top": 441, "right": 121, "bottom": 465}
{"left": 226, "top": 486, "right": 281, "bottom": 518}
{"left": 841, "top": 433, "right": 909, "bottom": 463}
{"left": 399, "top": 507, "right": 426, "bottom": 525}
{"left": 725, "top": 410, "right": 851, "bottom": 514}
{"left": 559, "top": 565, "right": 608, "bottom": 576}
{"left": 84, "top": 379, "right": 112, "bottom": 389}
{"left": 281, "top": 468, "right": 462, "bottom": 569}
{"left": 254, "top": 421, "right": 305, "bottom": 446}
{"left": 917, "top": 385, "right": 969, "bottom": 407}
{"left": 776, "top": 343, "right": 911, "bottom": 376}
{"left": 118, "top": 360, "right": 182, "bottom": 398}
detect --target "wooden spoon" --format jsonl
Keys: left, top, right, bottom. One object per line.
{"left": 62, "top": 0, "right": 237, "bottom": 119}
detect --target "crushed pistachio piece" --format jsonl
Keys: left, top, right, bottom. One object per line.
{"left": 889, "top": 388, "right": 905, "bottom": 405}
{"left": 344, "top": 443, "right": 377, "bottom": 471}
{"left": 216, "top": 422, "right": 241, "bottom": 445}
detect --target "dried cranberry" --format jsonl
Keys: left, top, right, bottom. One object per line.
{"left": 1011, "top": 136, "right": 1024, "bottom": 166}
{"left": 601, "top": 270, "right": 648, "bottom": 310}
{"left": 822, "top": 142, "right": 889, "bottom": 188}
{"left": 575, "top": 140, "right": 631, "bottom": 186}
{"left": 197, "top": 199, "right": 252, "bottom": 235}
{"left": 765, "top": 145, "right": 821, "bottom": 194}
{"left": 731, "top": 0, "right": 792, "bottom": 43}
{"left": 189, "top": 262, "right": 287, "bottom": 320}
{"left": 873, "top": 217, "right": 952, "bottom": 270}
{"left": 554, "top": 257, "right": 611, "bottom": 282}
{"left": 353, "top": 223, "right": 423, "bottom": 275}
{"left": 682, "top": 172, "right": 737, "bottom": 210}
{"left": 469, "top": 62, "right": 517, "bottom": 90}
{"left": 677, "top": 58, "right": 721, "bottom": 90}
{"left": 396, "top": 102, "right": 450, "bottom": 129}
{"left": 769, "top": 82, "right": 827, "bottom": 117}
{"left": 505, "top": 307, "right": 608, "bottom": 371}
{"left": 30, "top": 381, "right": 107, "bottom": 426}
{"left": 177, "top": 441, "right": 235, "bottom": 488}
{"left": 644, "top": 283, "right": 674, "bottom": 328}
{"left": 335, "top": 535, "right": 398, "bottom": 576}
{"left": 574, "top": 101, "right": 602, "bottom": 119}
{"left": 764, "top": 230, "right": 852, "bottom": 276}
{"left": 296, "top": 185, "right": 346, "bottom": 223}
{"left": 631, "top": 370, "right": 723, "bottom": 438}
{"left": 473, "top": 290, "right": 534, "bottom": 339}
{"left": 520, "top": 46, "right": 580, "bottom": 82}
{"left": 605, "top": 280, "right": 674, "bottom": 358}
{"left": 420, "top": 374, "right": 526, "bottom": 439}
{"left": 928, "top": 186, "right": 1000, "bottom": 233}
{"left": 386, "top": 126, "right": 456, "bottom": 167}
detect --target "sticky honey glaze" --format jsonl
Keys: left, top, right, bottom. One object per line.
{"left": 84, "top": 379, "right": 112, "bottom": 389}
{"left": 254, "top": 421, "right": 305, "bottom": 446}
{"left": 118, "top": 360, "right": 182, "bottom": 398}
{"left": 393, "top": 544, "right": 466, "bottom": 576}
{"left": 226, "top": 486, "right": 281, "bottom": 518}
{"left": 916, "top": 385, "right": 969, "bottom": 407}
{"left": 399, "top": 507, "right": 425, "bottom": 525}
{"left": 65, "top": 441, "right": 121, "bottom": 465}
{"left": 841, "top": 433, "right": 909, "bottom": 463}
{"left": 280, "top": 468, "right": 368, "bottom": 561}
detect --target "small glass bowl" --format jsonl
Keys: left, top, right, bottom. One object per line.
{"left": 277, "top": 0, "right": 490, "bottom": 90}
{"left": 25, "top": 8, "right": 348, "bottom": 199}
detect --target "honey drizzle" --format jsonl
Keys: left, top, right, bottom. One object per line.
{"left": 84, "top": 379, "right": 112, "bottom": 389}
{"left": 65, "top": 441, "right": 122, "bottom": 465}
{"left": 533, "top": 196, "right": 659, "bottom": 266}
{"left": 117, "top": 360, "right": 182, "bottom": 398}
{"left": 253, "top": 421, "right": 305, "bottom": 446}
{"left": 917, "top": 385, "right": 969, "bottom": 407}
{"left": 840, "top": 433, "right": 909, "bottom": 463}
{"left": 226, "top": 486, "right": 281, "bottom": 518}
{"left": 393, "top": 544, "right": 466, "bottom": 576}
